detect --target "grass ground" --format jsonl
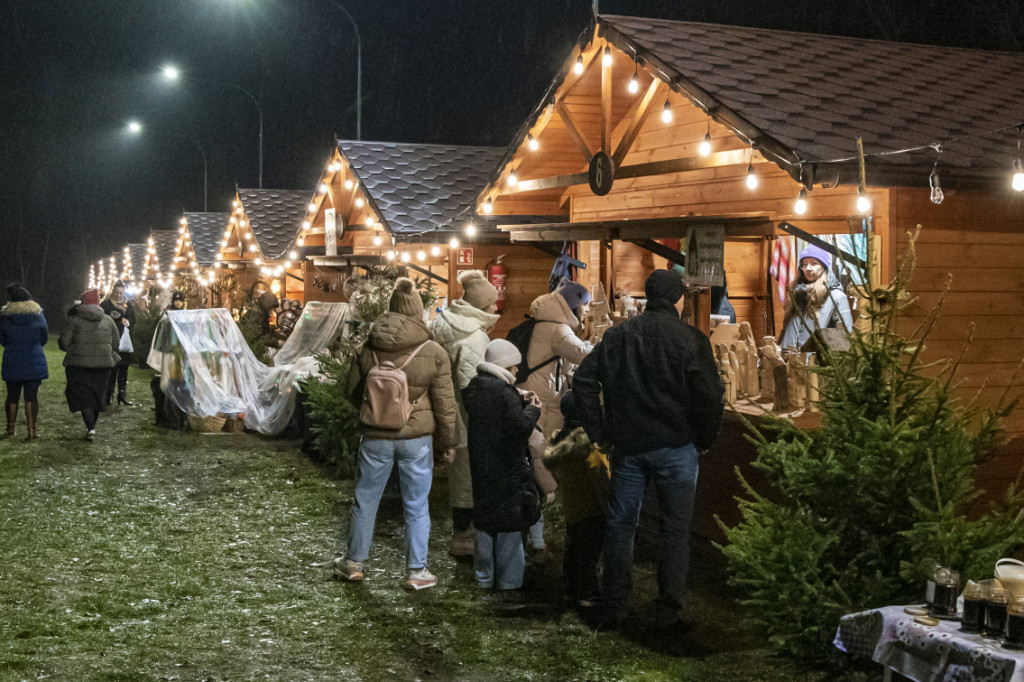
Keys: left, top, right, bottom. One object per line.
{"left": 0, "top": 342, "right": 824, "bottom": 681}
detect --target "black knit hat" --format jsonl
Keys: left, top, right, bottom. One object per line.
{"left": 5, "top": 283, "right": 32, "bottom": 303}
{"left": 644, "top": 270, "right": 684, "bottom": 304}
{"left": 171, "top": 291, "right": 186, "bottom": 303}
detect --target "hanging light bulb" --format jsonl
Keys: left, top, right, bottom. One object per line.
{"left": 308, "top": 202, "right": 316, "bottom": 212}
{"left": 574, "top": 56, "right": 584, "bottom": 75}
{"left": 386, "top": 249, "right": 395, "bottom": 261}
{"left": 699, "top": 120, "right": 711, "bottom": 156}
{"left": 254, "top": 257, "right": 263, "bottom": 266}
{"left": 355, "top": 197, "right": 364, "bottom": 208}
{"left": 628, "top": 66, "right": 639, "bottom": 94}
{"left": 528, "top": 134, "right": 539, "bottom": 151}
{"left": 465, "top": 222, "right": 477, "bottom": 237}
{"left": 364, "top": 216, "right": 374, "bottom": 227}
{"left": 794, "top": 188, "right": 808, "bottom": 215}
{"left": 856, "top": 186, "right": 871, "bottom": 213}
{"left": 302, "top": 220, "right": 311, "bottom": 229}
{"left": 746, "top": 163, "right": 758, "bottom": 190}
{"left": 449, "top": 237, "right": 459, "bottom": 249}
{"left": 661, "top": 100, "right": 673, "bottom": 123}
{"left": 483, "top": 198, "right": 493, "bottom": 214}
{"left": 345, "top": 179, "right": 354, "bottom": 190}
{"left": 1013, "top": 158, "right": 1024, "bottom": 192}
{"left": 400, "top": 251, "right": 411, "bottom": 263}
{"left": 431, "top": 244, "right": 441, "bottom": 257}
{"left": 297, "top": 236, "right": 305, "bottom": 246}
{"left": 602, "top": 46, "right": 612, "bottom": 66}
{"left": 929, "top": 164, "right": 944, "bottom": 205}
{"left": 508, "top": 171, "right": 518, "bottom": 187}
{"left": 417, "top": 249, "right": 426, "bottom": 261}
{"left": 373, "top": 233, "right": 383, "bottom": 246}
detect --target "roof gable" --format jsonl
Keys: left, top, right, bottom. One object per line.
{"left": 237, "top": 189, "right": 309, "bottom": 259}
{"left": 183, "top": 212, "right": 230, "bottom": 266}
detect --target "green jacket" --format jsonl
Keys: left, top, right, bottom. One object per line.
{"left": 59, "top": 304, "right": 120, "bottom": 369}
{"left": 347, "top": 312, "right": 458, "bottom": 448}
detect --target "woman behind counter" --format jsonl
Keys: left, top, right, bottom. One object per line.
{"left": 779, "top": 244, "right": 853, "bottom": 350}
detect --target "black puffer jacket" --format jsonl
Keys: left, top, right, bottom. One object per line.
{"left": 462, "top": 368, "right": 541, "bottom": 533}
{"left": 573, "top": 299, "right": 724, "bottom": 455}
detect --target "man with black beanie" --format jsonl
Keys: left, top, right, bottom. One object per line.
{"left": 573, "top": 269, "right": 724, "bottom": 629}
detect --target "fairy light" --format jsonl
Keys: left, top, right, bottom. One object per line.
{"left": 345, "top": 179, "right": 354, "bottom": 190}
{"left": 289, "top": 250, "right": 298, "bottom": 260}
{"left": 794, "top": 188, "right": 808, "bottom": 215}
{"left": 1013, "top": 159, "right": 1024, "bottom": 192}
{"left": 483, "top": 198, "right": 493, "bottom": 214}
{"left": 386, "top": 249, "right": 395, "bottom": 261}
{"left": 319, "top": 183, "right": 328, "bottom": 194}
{"left": 416, "top": 249, "right": 426, "bottom": 261}
{"left": 628, "top": 64, "right": 639, "bottom": 94}
{"left": 507, "top": 170, "right": 518, "bottom": 187}
{"left": 661, "top": 100, "right": 672, "bottom": 123}
{"left": 465, "top": 222, "right": 477, "bottom": 237}
{"left": 746, "top": 162, "right": 758, "bottom": 190}
{"left": 431, "top": 244, "right": 441, "bottom": 257}
{"left": 308, "top": 201, "right": 316, "bottom": 212}
{"left": 373, "top": 233, "right": 383, "bottom": 246}
{"left": 248, "top": 244, "right": 258, "bottom": 252}
{"left": 856, "top": 186, "right": 871, "bottom": 213}
{"left": 699, "top": 121, "right": 712, "bottom": 156}
{"left": 573, "top": 55, "right": 583, "bottom": 75}
{"left": 364, "top": 216, "right": 374, "bottom": 227}
{"left": 602, "top": 46, "right": 612, "bottom": 66}
{"left": 527, "top": 134, "right": 539, "bottom": 151}
{"left": 355, "top": 197, "right": 364, "bottom": 208}
{"left": 296, "top": 236, "right": 305, "bottom": 246}
{"left": 449, "top": 237, "right": 459, "bottom": 249}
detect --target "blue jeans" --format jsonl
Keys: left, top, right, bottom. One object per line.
{"left": 527, "top": 510, "right": 545, "bottom": 549}
{"left": 603, "top": 443, "right": 699, "bottom": 624}
{"left": 347, "top": 436, "right": 433, "bottom": 570}
{"left": 474, "top": 529, "right": 525, "bottom": 589}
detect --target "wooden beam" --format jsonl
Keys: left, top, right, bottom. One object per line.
{"left": 612, "top": 78, "right": 661, "bottom": 166}
{"left": 504, "top": 216, "right": 772, "bottom": 243}
{"left": 555, "top": 100, "right": 594, "bottom": 164}
{"left": 405, "top": 262, "right": 448, "bottom": 285}
{"left": 601, "top": 43, "right": 612, "bottom": 154}
{"left": 626, "top": 238, "right": 687, "bottom": 268}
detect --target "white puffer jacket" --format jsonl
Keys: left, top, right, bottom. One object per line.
{"left": 430, "top": 300, "right": 500, "bottom": 394}
{"left": 519, "top": 292, "right": 593, "bottom": 437}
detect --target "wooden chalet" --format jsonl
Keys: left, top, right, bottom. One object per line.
{"left": 477, "top": 15, "right": 1024, "bottom": 520}
{"left": 212, "top": 189, "right": 308, "bottom": 302}
{"left": 172, "top": 212, "right": 231, "bottom": 306}
{"left": 293, "top": 140, "right": 560, "bottom": 335}
{"left": 141, "top": 230, "right": 179, "bottom": 289}
{"left": 122, "top": 244, "right": 146, "bottom": 292}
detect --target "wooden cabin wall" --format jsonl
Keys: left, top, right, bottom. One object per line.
{"left": 450, "top": 243, "right": 554, "bottom": 340}
{"left": 892, "top": 187, "right": 1024, "bottom": 501}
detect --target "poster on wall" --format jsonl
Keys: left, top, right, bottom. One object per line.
{"left": 325, "top": 209, "right": 337, "bottom": 257}
{"left": 683, "top": 225, "right": 725, "bottom": 287}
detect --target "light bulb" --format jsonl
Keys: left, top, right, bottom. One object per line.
{"left": 449, "top": 237, "right": 459, "bottom": 249}
{"left": 465, "top": 222, "right": 477, "bottom": 237}
{"left": 319, "top": 183, "right": 328, "bottom": 194}
{"left": 297, "top": 236, "right": 305, "bottom": 246}
{"left": 431, "top": 244, "right": 441, "bottom": 256}
{"left": 574, "top": 56, "right": 584, "bottom": 75}
{"left": 929, "top": 167, "right": 944, "bottom": 204}
{"left": 417, "top": 249, "right": 426, "bottom": 261}
{"left": 528, "top": 134, "right": 539, "bottom": 151}
{"left": 483, "top": 198, "right": 493, "bottom": 214}
{"left": 401, "top": 251, "right": 411, "bottom": 263}
{"left": 289, "top": 251, "right": 298, "bottom": 260}
{"left": 345, "top": 179, "right": 353, "bottom": 190}
{"left": 355, "top": 197, "right": 364, "bottom": 208}
{"left": 284, "top": 260, "right": 292, "bottom": 268}
{"left": 602, "top": 46, "right": 612, "bottom": 66}
{"left": 661, "top": 100, "right": 672, "bottom": 123}
{"left": 248, "top": 244, "right": 257, "bottom": 252}
{"left": 254, "top": 257, "right": 262, "bottom": 266}
{"left": 628, "top": 71, "right": 639, "bottom": 94}
{"left": 308, "top": 202, "right": 316, "bottom": 212}
{"left": 221, "top": 240, "right": 228, "bottom": 248}
{"left": 794, "top": 188, "right": 807, "bottom": 215}
{"left": 386, "top": 250, "right": 395, "bottom": 261}
{"left": 746, "top": 164, "right": 758, "bottom": 190}
{"left": 699, "top": 133, "right": 711, "bottom": 157}
{"left": 364, "top": 216, "right": 374, "bottom": 227}
{"left": 508, "top": 171, "right": 517, "bottom": 187}
{"left": 302, "top": 220, "right": 311, "bottom": 229}
{"left": 373, "top": 234, "right": 383, "bottom": 246}
{"left": 1013, "top": 159, "right": 1024, "bottom": 192}
{"left": 856, "top": 187, "right": 871, "bottom": 213}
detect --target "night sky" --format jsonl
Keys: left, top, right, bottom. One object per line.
{"left": 2, "top": 0, "right": 1022, "bottom": 321}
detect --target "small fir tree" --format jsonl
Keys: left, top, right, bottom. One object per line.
{"left": 719, "top": 228, "right": 1024, "bottom": 667}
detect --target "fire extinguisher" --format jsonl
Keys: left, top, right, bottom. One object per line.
{"left": 486, "top": 255, "right": 507, "bottom": 313}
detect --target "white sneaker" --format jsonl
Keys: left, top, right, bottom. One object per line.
{"left": 405, "top": 568, "right": 438, "bottom": 590}
{"left": 85, "top": 430, "right": 96, "bottom": 442}
{"left": 332, "top": 557, "right": 363, "bottom": 582}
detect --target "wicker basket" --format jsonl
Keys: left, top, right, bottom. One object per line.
{"left": 188, "top": 415, "right": 227, "bottom": 433}
{"left": 223, "top": 416, "right": 246, "bottom": 433}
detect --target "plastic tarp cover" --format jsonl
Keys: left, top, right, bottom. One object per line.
{"left": 146, "top": 303, "right": 351, "bottom": 435}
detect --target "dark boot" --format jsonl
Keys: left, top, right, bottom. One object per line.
{"left": 4, "top": 402, "right": 16, "bottom": 436}
{"left": 117, "top": 391, "right": 133, "bottom": 407}
{"left": 24, "top": 401, "right": 38, "bottom": 442}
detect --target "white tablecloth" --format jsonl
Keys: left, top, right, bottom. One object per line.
{"left": 835, "top": 605, "right": 1024, "bottom": 682}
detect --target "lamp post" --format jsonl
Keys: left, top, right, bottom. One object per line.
{"left": 126, "top": 120, "right": 209, "bottom": 211}
{"left": 328, "top": 1, "right": 362, "bottom": 140}
{"left": 162, "top": 65, "right": 264, "bottom": 188}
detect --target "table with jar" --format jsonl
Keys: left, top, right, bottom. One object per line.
{"left": 834, "top": 565, "right": 1024, "bottom": 682}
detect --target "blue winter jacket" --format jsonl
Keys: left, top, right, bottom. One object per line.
{"left": 0, "top": 300, "right": 49, "bottom": 382}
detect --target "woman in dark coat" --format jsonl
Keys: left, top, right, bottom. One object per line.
{"left": 0, "top": 284, "right": 48, "bottom": 441}
{"left": 60, "top": 289, "right": 120, "bottom": 441}
{"left": 462, "top": 339, "right": 542, "bottom": 591}
{"left": 100, "top": 280, "right": 137, "bottom": 406}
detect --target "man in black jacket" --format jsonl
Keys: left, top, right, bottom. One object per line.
{"left": 574, "top": 269, "right": 724, "bottom": 628}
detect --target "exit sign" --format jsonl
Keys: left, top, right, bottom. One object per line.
{"left": 456, "top": 248, "right": 474, "bottom": 265}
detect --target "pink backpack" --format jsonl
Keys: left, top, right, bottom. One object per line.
{"left": 359, "top": 342, "right": 429, "bottom": 430}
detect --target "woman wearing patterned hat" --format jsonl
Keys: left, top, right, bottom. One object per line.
{"left": 779, "top": 244, "right": 853, "bottom": 350}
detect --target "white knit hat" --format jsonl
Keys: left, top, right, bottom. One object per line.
{"left": 484, "top": 338, "right": 521, "bottom": 369}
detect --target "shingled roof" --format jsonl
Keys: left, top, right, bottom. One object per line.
{"left": 338, "top": 141, "right": 510, "bottom": 236}
{"left": 126, "top": 244, "right": 147, "bottom": 280}
{"left": 596, "top": 15, "right": 1024, "bottom": 187}
{"left": 150, "top": 230, "right": 178, "bottom": 276}
{"left": 183, "top": 212, "right": 230, "bottom": 266}
{"left": 237, "top": 189, "right": 308, "bottom": 260}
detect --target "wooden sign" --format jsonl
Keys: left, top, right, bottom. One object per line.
{"left": 683, "top": 225, "right": 725, "bottom": 287}
{"left": 456, "top": 248, "right": 474, "bottom": 265}
{"left": 588, "top": 151, "right": 615, "bottom": 196}
{"left": 324, "top": 209, "right": 337, "bottom": 257}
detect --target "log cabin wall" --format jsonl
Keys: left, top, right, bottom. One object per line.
{"left": 891, "top": 187, "right": 1024, "bottom": 501}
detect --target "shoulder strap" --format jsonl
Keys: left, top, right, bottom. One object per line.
{"left": 397, "top": 341, "right": 430, "bottom": 370}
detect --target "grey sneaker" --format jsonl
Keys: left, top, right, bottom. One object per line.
{"left": 405, "top": 568, "right": 438, "bottom": 590}
{"left": 332, "top": 557, "right": 363, "bottom": 582}
{"left": 85, "top": 430, "right": 96, "bottom": 442}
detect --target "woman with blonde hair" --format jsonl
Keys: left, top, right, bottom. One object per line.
{"left": 779, "top": 244, "right": 853, "bottom": 350}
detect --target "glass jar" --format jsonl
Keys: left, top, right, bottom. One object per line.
{"left": 1004, "top": 594, "right": 1024, "bottom": 648}
{"left": 931, "top": 568, "right": 960, "bottom": 618}
{"left": 961, "top": 581, "right": 985, "bottom": 633}
{"left": 986, "top": 586, "right": 1009, "bottom": 638}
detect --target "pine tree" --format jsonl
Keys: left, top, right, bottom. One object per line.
{"left": 718, "top": 228, "right": 1024, "bottom": 667}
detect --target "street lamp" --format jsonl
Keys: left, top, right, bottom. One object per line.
{"left": 126, "top": 120, "right": 209, "bottom": 211}
{"left": 161, "top": 64, "right": 264, "bottom": 188}
{"left": 329, "top": 1, "right": 362, "bottom": 140}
